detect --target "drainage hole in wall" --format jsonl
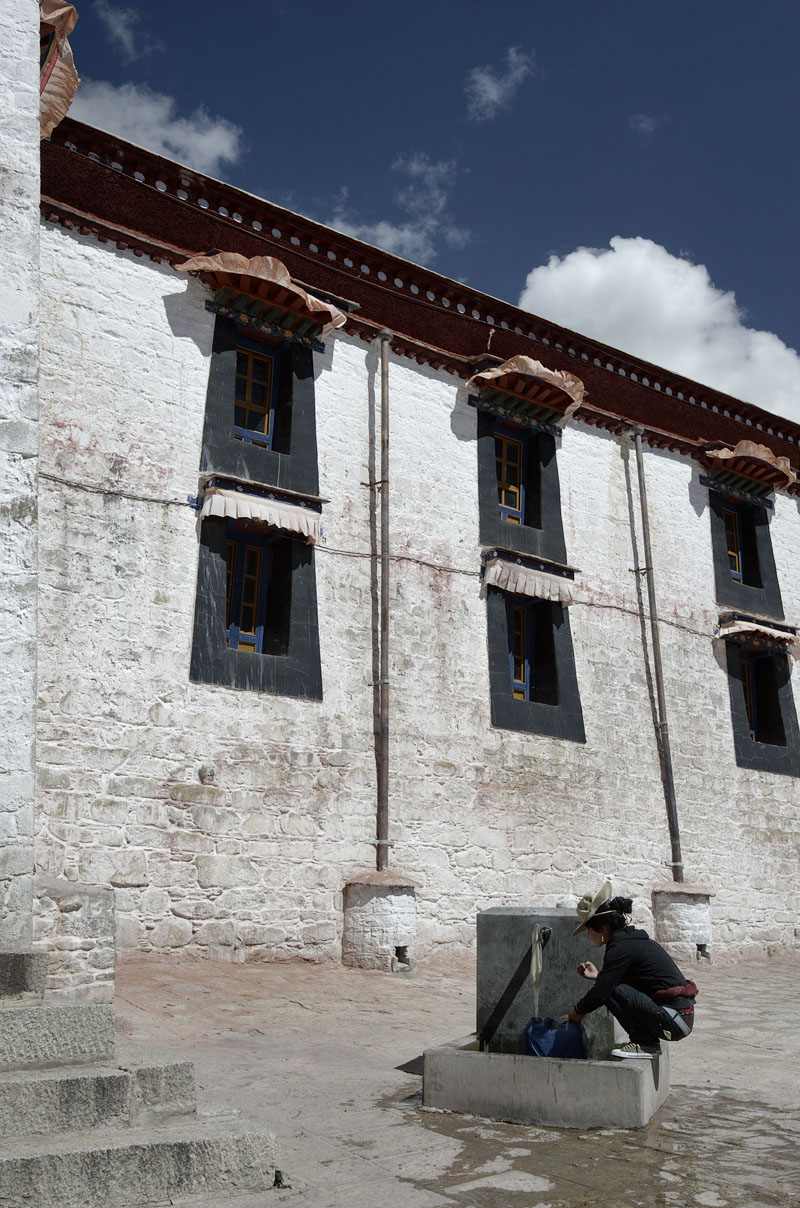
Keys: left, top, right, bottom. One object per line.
{"left": 393, "top": 946, "right": 412, "bottom": 974}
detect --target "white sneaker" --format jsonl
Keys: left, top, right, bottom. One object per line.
{"left": 611, "top": 1041, "right": 661, "bottom": 1059}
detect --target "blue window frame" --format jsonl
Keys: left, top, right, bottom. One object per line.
{"left": 507, "top": 597, "right": 533, "bottom": 700}
{"left": 233, "top": 340, "right": 282, "bottom": 449}
{"left": 225, "top": 526, "right": 278, "bottom": 653}
{"left": 494, "top": 424, "right": 526, "bottom": 525}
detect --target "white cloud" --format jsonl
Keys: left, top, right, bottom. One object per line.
{"left": 465, "top": 47, "right": 535, "bottom": 122}
{"left": 518, "top": 236, "right": 800, "bottom": 422}
{"left": 70, "top": 80, "right": 243, "bottom": 177}
{"left": 630, "top": 113, "right": 659, "bottom": 137}
{"left": 93, "top": 0, "right": 163, "bottom": 62}
{"left": 326, "top": 154, "right": 470, "bottom": 266}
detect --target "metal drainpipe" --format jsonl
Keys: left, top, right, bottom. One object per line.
{"left": 631, "top": 427, "right": 685, "bottom": 883}
{"left": 376, "top": 331, "right": 392, "bottom": 871}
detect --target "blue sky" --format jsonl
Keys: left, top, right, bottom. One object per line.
{"left": 68, "top": 1, "right": 800, "bottom": 421}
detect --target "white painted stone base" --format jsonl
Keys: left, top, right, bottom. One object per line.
{"left": 652, "top": 884, "right": 714, "bottom": 966}
{"left": 423, "top": 1034, "right": 671, "bottom": 1129}
{"left": 342, "top": 874, "right": 417, "bottom": 971}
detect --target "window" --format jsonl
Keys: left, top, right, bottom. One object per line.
{"left": 234, "top": 346, "right": 279, "bottom": 449}
{"left": 722, "top": 507, "right": 743, "bottom": 582}
{"left": 190, "top": 518, "right": 321, "bottom": 699}
{"left": 739, "top": 652, "right": 786, "bottom": 744}
{"left": 725, "top": 642, "right": 800, "bottom": 776}
{"left": 495, "top": 428, "right": 525, "bottom": 525}
{"left": 507, "top": 597, "right": 558, "bottom": 705}
{"left": 478, "top": 414, "right": 565, "bottom": 563}
{"left": 200, "top": 315, "right": 319, "bottom": 497}
{"left": 487, "top": 587, "right": 584, "bottom": 741}
{"left": 224, "top": 526, "right": 291, "bottom": 655}
{"left": 708, "top": 493, "right": 782, "bottom": 617}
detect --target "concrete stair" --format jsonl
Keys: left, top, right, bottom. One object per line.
{"left": 0, "top": 1121, "right": 277, "bottom": 1208}
{"left": 0, "top": 951, "right": 277, "bottom": 1206}
{"left": 0, "top": 1052, "right": 197, "bottom": 1136}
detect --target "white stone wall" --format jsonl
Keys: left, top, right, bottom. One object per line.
{"left": 0, "top": 0, "right": 40, "bottom": 945}
{"left": 36, "top": 223, "right": 800, "bottom": 966}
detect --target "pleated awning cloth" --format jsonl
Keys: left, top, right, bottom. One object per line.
{"left": 175, "top": 253, "right": 347, "bottom": 338}
{"left": 715, "top": 617, "right": 800, "bottom": 660}
{"left": 484, "top": 555, "right": 574, "bottom": 605}
{"left": 40, "top": 1, "right": 79, "bottom": 140}
{"left": 200, "top": 488, "right": 320, "bottom": 544}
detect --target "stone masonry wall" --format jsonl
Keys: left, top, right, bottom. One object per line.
{"left": 35, "top": 223, "right": 800, "bottom": 968}
{"left": 33, "top": 874, "right": 115, "bottom": 1002}
{"left": 0, "top": 0, "right": 40, "bottom": 947}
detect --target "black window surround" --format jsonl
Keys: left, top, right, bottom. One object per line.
{"left": 477, "top": 412, "right": 567, "bottom": 564}
{"left": 486, "top": 585, "right": 585, "bottom": 741}
{"left": 201, "top": 314, "right": 319, "bottom": 497}
{"left": 708, "top": 489, "right": 783, "bottom": 619}
{"left": 190, "top": 310, "right": 323, "bottom": 698}
{"left": 724, "top": 641, "right": 800, "bottom": 777}
{"left": 190, "top": 516, "right": 322, "bottom": 699}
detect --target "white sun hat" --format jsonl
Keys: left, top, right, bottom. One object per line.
{"left": 572, "top": 880, "right": 613, "bottom": 935}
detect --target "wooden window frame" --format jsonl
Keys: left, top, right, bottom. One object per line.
{"left": 233, "top": 344, "right": 280, "bottom": 450}
{"left": 495, "top": 427, "right": 525, "bottom": 525}
{"left": 738, "top": 649, "right": 786, "bottom": 746}
{"left": 722, "top": 506, "right": 743, "bottom": 583}
{"left": 508, "top": 598, "right": 533, "bottom": 699}
{"left": 225, "top": 528, "right": 280, "bottom": 654}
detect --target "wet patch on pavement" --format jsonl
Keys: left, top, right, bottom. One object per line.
{"left": 380, "top": 1084, "right": 800, "bottom": 1207}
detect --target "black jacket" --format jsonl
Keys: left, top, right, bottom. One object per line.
{"left": 575, "top": 925, "right": 691, "bottom": 1015}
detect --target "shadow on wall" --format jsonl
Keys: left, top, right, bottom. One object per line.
{"left": 688, "top": 462, "right": 709, "bottom": 520}
{"left": 162, "top": 280, "right": 216, "bottom": 355}
{"left": 451, "top": 386, "right": 478, "bottom": 442}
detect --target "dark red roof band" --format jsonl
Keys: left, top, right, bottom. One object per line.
{"left": 41, "top": 119, "right": 800, "bottom": 482}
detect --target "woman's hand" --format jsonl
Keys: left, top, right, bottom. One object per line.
{"left": 567, "top": 1006, "right": 584, "bottom": 1025}
{"left": 577, "top": 961, "right": 599, "bottom": 980}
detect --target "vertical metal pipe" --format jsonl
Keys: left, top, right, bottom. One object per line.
{"left": 376, "top": 331, "right": 391, "bottom": 870}
{"left": 632, "top": 428, "right": 684, "bottom": 883}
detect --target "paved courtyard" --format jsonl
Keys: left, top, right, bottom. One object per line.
{"left": 114, "top": 950, "right": 800, "bottom": 1207}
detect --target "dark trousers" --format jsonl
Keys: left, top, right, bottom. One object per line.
{"left": 606, "top": 984, "right": 694, "bottom": 1046}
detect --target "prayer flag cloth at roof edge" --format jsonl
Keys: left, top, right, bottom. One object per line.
{"left": 484, "top": 556, "right": 575, "bottom": 605}
{"left": 714, "top": 618, "right": 800, "bottom": 660}
{"left": 175, "top": 253, "right": 347, "bottom": 337}
{"left": 39, "top": 1, "right": 79, "bottom": 141}
{"left": 200, "top": 488, "right": 320, "bottom": 544}
{"left": 702, "top": 441, "right": 798, "bottom": 490}
{"left": 466, "top": 356, "right": 586, "bottom": 424}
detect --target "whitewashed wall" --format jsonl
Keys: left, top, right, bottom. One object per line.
{"left": 0, "top": 0, "right": 40, "bottom": 946}
{"left": 36, "top": 224, "right": 800, "bottom": 965}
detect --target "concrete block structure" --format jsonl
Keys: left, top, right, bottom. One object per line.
{"left": 422, "top": 1036, "right": 671, "bottom": 1130}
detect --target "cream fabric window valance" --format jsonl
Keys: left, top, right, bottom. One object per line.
{"left": 715, "top": 617, "right": 799, "bottom": 660}
{"left": 484, "top": 555, "right": 574, "bottom": 605}
{"left": 200, "top": 488, "right": 320, "bottom": 544}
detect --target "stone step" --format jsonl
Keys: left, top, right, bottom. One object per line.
{"left": 0, "top": 951, "right": 48, "bottom": 1005}
{"left": 0, "top": 1120, "right": 278, "bottom": 1208}
{"left": 0, "top": 1056, "right": 196, "bottom": 1136}
{"left": 0, "top": 1003, "right": 115, "bottom": 1071}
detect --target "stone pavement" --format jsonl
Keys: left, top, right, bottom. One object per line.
{"left": 113, "top": 952, "right": 800, "bottom": 1208}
